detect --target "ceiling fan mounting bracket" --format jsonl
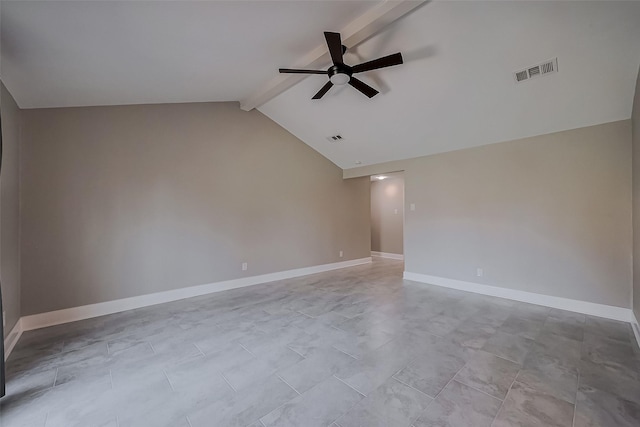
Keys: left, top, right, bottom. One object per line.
{"left": 328, "top": 64, "right": 353, "bottom": 78}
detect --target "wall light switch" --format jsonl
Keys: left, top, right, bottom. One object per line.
{"left": 410, "top": 203, "right": 416, "bottom": 211}
{"left": 339, "top": 251, "right": 343, "bottom": 258}
{"left": 242, "top": 262, "right": 248, "bottom": 271}
{"left": 394, "top": 209, "right": 398, "bottom": 214}
{"left": 477, "top": 268, "right": 483, "bottom": 277}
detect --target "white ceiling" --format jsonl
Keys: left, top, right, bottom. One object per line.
{"left": 2, "top": 1, "right": 640, "bottom": 170}
{"left": 0, "top": 0, "right": 377, "bottom": 108}
{"left": 259, "top": 0, "right": 640, "bottom": 169}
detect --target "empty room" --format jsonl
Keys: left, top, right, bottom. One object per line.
{"left": 1, "top": 1, "right": 640, "bottom": 426}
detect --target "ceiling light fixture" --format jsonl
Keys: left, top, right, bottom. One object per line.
{"left": 376, "top": 176, "right": 387, "bottom": 180}
{"left": 329, "top": 72, "right": 350, "bottom": 86}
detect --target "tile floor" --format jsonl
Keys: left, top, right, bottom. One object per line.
{"left": 1, "top": 258, "right": 639, "bottom": 427}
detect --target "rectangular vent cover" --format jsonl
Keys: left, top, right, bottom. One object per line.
{"left": 326, "top": 134, "right": 344, "bottom": 142}
{"left": 514, "top": 58, "right": 558, "bottom": 83}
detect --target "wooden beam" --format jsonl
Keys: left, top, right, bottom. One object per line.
{"left": 239, "top": 0, "right": 427, "bottom": 111}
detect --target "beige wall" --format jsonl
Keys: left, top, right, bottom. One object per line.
{"left": 371, "top": 174, "right": 404, "bottom": 255}
{"left": 633, "top": 66, "right": 640, "bottom": 321}
{"left": 20, "top": 102, "right": 370, "bottom": 316}
{"left": 346, "top": 120, "right": 633, "bottom": 308}
{"left": 1, "top": 82, "right": 21, "bottom": 338}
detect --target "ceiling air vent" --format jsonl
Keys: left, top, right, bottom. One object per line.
{"left": 515, "top": 70, "right": 528, "bottom": 82}
{"left": 514, "top": 58, "right": 558, "bottom": 83}
{"left": 326, "top": 134, "right": 344, "bottom": 142}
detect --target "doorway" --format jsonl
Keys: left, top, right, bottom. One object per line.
{"left": 370, "top": 172, "right": 404, "bottom": 261}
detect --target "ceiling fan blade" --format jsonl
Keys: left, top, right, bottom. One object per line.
{"left": 324, "top": 32, "right": 344, "bottom": 65}
{"left": 279, "top": 68, "right": 327, "bottom": 74}
{"left": 352, "top": 52, "right": 403, "bottom": 73}
{"left": 312, "top": 81, "right": 334, "bottom": 99}
{"left": 349, "top": 77, "right": 379, "bottom": 98}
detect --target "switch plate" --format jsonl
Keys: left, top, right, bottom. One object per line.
{"left": 410, "top": 203, "right": 416, "bottom": 211}
{"left": 394, "top": 209, "right": 398, "bottom": 214}
{"left": 242, "top": 262, "right": 248, "bottom": 271}
{"left": 477, "top": 268, "right": 483, "bottom": 277}
{"left": 339, "top": 250, "right": 343, "bottom": 258}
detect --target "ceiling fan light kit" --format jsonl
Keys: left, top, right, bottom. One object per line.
{"left": 279, "top": 31, "right": 404, "bottom": 100}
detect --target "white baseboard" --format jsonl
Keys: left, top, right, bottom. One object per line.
{"left": 632, "top": 312, "right": 640, "bottom": 351}
{"left": 403, "top": 272, "right": 634, "bottom": 323}
{"left": 4, "top": 318, "right": 23, "bottom": 361}
{"left": 371, "top": 251, "right": 404, "bottom": 261}
{"left": 20, "top": 257, "right": 372, "bottom": 332}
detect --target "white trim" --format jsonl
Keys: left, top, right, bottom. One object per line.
{"left": 4, "top": 318, "right": 23, "bottom": 361}
{"left": 632, "top": 312, "right": 640, "bottom": 351}
{"left": 371, "top": 251, "right": 404, "bottom": 261}
{"left": 20, "top": 257, "right": 372, "bottom": 332}
{"left": 403, "top": 272, "right": 634, "bottom": 323}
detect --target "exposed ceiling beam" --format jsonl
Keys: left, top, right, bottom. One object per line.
{"left": 239, "top": 0, "right": 428, "bottom": 111}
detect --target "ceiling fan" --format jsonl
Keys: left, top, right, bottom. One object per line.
{"left": 279, "top": 32, "right": 403, "bottom": 99}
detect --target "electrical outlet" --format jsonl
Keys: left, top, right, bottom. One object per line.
{"left": 476, "top": 268, "right": 483, "bottom": 277}
{"left": 410, "top": 203, "right": 416, "bottom": 211}
{"left": 242, "top": 262, "right": 248, "bottom": 271}
{"left": 339, "top": 250, "right": 343, "bottom": 258}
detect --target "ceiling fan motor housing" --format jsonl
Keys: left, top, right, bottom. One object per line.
{"left": 328, "top": 64, "right": 352, "bottom": 85}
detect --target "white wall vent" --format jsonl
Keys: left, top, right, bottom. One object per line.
{"left": 514, "top": 58, "right": 558, "bottom": 83}
{"left": 326, "top": 134, "right": 344, "bottom": 142}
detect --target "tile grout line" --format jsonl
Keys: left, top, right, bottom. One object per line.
{"left": 489, "top": 372, "right": 519, "bottom": 427}
{"left": 330, "top": 384, "right": 368, "bottom": 427}
{"left": 482, "top": 347, "right": 528, "bottom": 366}
{"left": 239, "top": 343, "right": 257, "bottom": 358}
{"left": 433, "top": 364, "right": 468, "bottom": 401}
{"left": 332, "top": 374, "right": 367, "bottom": 397}
{"left": 220, "top": 372, "right": 237, "bottom": 392}
{"left": 572, "top": 370, "right": 580, "bottom": 427}
{"left": 163, "top": 369, "right": 175, "bottom": 392}
{"left": 286, "top": 345, "right": 306, "bottom": 358}
{"left": 193, "top": 343, "right": 206, "bottom": 356}
{"left": 390, "top": 374, "right": 435, "bottom": 399}
{"left": 449, "top": 377, "right": 504, "bottom": 403}
{"left": 296, "top": 310, "right": 314, "bottom": 319}
{"left": 572, "top": 332, "right": 585, "bottom": 427}
{"left": 331, "top": 345, "right": 359, "bottom": 360}
{"left": 276, "top": 374, "right": 301, "bottom": 395}
{"left": 258, "top": 380, "right": 305, "bottom": 425}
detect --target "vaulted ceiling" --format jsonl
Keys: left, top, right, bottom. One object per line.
{"left": 2, "top": 1, "right": 640, "bottom": 170}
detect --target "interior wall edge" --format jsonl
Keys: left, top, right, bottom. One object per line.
{"left": 404, "top": 271, "right": 634, "bottom": 324}
{"left": 633, "top": 312, "right": 640, "bottom": 351}
{"left": 0, "top": 80, "right": 22, "bottom": 341}
{"left": 342, "top": 118, "right": 631, "bottom": 179}
{"left": 19, "top": 257, "right": 372, "bottom": 332}
{"left": 371, "top": 251, "right": 404, "bottom": 261}
{"left": 2, "top": 318, "right": 22, "bottom": 361}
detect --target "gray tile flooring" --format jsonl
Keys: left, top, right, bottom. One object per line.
{"left": 2, "top": 258, "right": 639, "bottom": 427}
